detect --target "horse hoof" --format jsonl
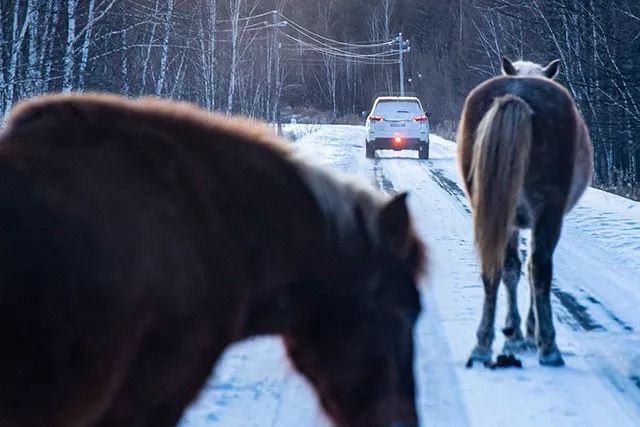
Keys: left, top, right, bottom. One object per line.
{"left": 491, "top": 353, "right": 523, "bottom": 369}
{"left": 539, "top": 349, "right": 565, "bottom": 366}
{"left": 466, "top": 348, "right": 492, "bottom": 368}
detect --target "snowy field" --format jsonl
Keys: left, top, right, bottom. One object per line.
{"left": 180, "top": 125, "right": 640, "bottom": 427}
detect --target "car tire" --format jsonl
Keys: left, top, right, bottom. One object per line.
{"left": 366, "top": 143, "right": 375, "bottom": 158}
{"left": 418, "top": 143, "right": 429, "bottom": 160}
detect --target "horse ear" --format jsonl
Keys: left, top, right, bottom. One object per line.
{"left": 378, "top": 193, "right": 410, "bottom": 256}
{"left": 543, "top": 59, "right": 560, "bottom": 79}
{"left": 502, "top": 57, "right": 517, "bottom": 76}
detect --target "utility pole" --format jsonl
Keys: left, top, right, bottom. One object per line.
{"left": 271, "top": 11, "right": 288, "bottom": 134}
{"left": 273, "top": 10, "right": 282, "bottom": 135}
{"left": 397, "top": 33, "right": 410, "bottom": 96}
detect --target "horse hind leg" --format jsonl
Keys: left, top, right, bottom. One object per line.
{"left": 501, "top": 229, "right": 528, "bottom": 354}
{"left": 525, "top": 279, "right": 537, "bottom": 350}
{"left": 529, "top": 210, "right": 564, "bottom": 366}
{"left": 467, "top": 273, "right": 500, "bottom": 367}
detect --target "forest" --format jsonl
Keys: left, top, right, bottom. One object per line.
{"left": 0, "top": 0, "right": 639, "bottom": 198}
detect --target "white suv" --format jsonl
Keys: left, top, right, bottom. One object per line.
{"left": 365, "top": 96, "right": 430, "bottom": 159}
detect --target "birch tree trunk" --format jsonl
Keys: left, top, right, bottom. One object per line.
{"left": 322, "top": 54, "right": 338, "bottom": 121}
{"left": 155, "top": 0, "right": 175, "bottom": 95}
{"left": 208, "top": 0, "right": 218, "bottom": 110}
{"left": 36, "top": 0, "right": 56, "bottom": 93}
{"left": 141, "top": 0, "right": 161, "bottom": 95}
{"left": 43, "top": 0, "right": 62, "bottom": 91}
{"left": 121, "top": 1, "right": 129, "bottom": 95}
{"left": 62, "top": 0, "right": 78, "bottom": 92}
{"left": 0, "top": 2, "right": 6, "bottom": 112}
{"left": 77, "top": 0, "right": 96, "bottom": 90}
{"left": 6, "top": 0, "right": 32, "bottom": 111}
{"left": 225, "top": 0, "right": 243, "bottom": 115}
{"left": 381, "top": 0, "right": 394, "bottom": 94}
{"left": 198, "top": 0, "right": 218, "bottom": 111}
{"left": 271, "top": 11, "right": 282, "bottom": 124}
{"left": 26, "top": 0, "right": 41, "bottom": 96}
{"left": 198, "top": 9, "right": 209, "bottom": 108}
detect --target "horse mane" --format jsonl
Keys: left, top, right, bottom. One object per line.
{"left": 294, "top": 156, "right": 427, "bottom": 279}
{"left": 293, "top": 154, "right": 384, "bottom": 238}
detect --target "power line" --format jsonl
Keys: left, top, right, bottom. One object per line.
{"left": 270, "top": 10, "right": 403, "bottom": 67}
{"left": 216, "top": 21, "right": 280, "bottom": 33}
{"left": 280, "top": 24, "right": 396, "bottom": 57}
{"left": 204, "top": 9, "right": 403, "bottom": 67}
{"left": 277, "top": 11, "right": 395, "bottom": 48}
{"left": 278, "top": 32, "right": 400, "bottom": 62}
{"left": 279, "top": 33, "right": 399, "bottom": 58}
{"left": 214, "top": 10, "right": 275, "bottom": 24}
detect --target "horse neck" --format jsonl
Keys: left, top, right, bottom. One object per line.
{"left": 232, "top": 159, "right": 372, "bottom": 341}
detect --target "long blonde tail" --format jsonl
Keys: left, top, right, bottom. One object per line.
{"left": 470, "top": 95, "right": 532, "bottom": 279}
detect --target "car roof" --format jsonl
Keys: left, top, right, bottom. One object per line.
{"left": 374, "top": 96, "right": 420, "bottom": 101}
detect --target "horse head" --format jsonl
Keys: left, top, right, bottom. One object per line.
{"left": 283, "top": 192, "right": 426, "bottom": 427}
{"left": 501, "top": 56, "right": 560, "bottom": 79}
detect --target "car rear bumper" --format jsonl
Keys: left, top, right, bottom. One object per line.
{"left": 368, "top": 138, "right": 427, "bottom": 150}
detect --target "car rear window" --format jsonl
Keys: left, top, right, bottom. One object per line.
{"left": 373, "top": 100, "right": 422, "bottom": 119}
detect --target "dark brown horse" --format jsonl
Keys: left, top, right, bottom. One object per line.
{"left": 0, "top": 93, "right": 427, "bottom": 427}
{"left": 457, "top": 58, "right": 592, "bottom": 367}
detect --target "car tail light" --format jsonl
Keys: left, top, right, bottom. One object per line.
{"left": 368, "top": 115, "right": 384, "bottom": 122}
{"left": 394, "top": 136, "right": 402, "bottom": 144}
{"left": 413, "top": 115, "right": 428, "bottom": 122}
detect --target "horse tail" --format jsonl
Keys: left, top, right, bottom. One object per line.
{"left": 470, "top": 94, "right": 532, "bottom": 279}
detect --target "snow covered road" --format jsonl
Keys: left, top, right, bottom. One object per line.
{"left": 180, "top": 125, "right": 640, "bottom": 427}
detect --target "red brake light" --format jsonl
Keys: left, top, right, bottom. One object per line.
{"left": 368, "top": 115, "right": 384, "bottom": 122}
{"left": 413, "top": 115, "right": 428, "bottom": 122}
{"left": 394, "top": 136, "right": 402, "bottom": 144}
